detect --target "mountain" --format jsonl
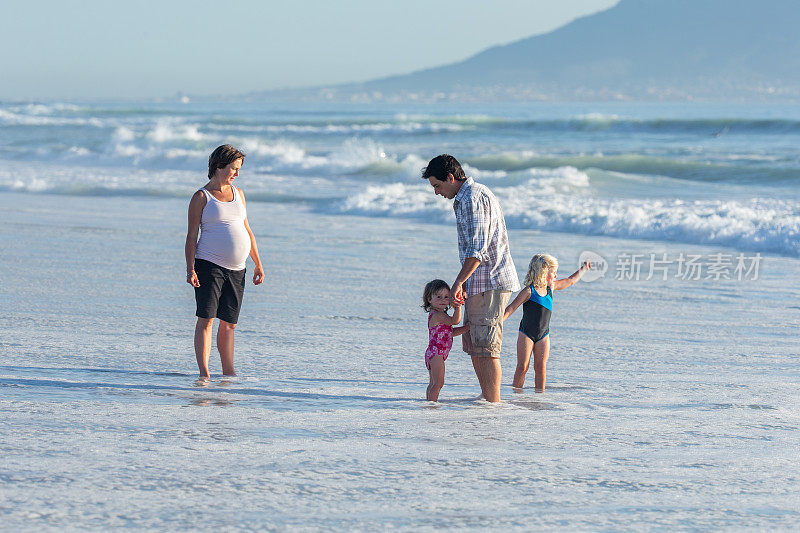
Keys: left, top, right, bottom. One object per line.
{"left": 260, "top": 0, "right": 800, "bottom": 102}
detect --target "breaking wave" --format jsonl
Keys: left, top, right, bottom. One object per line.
{"left": 336, "top": 167, "right": 800, "bottom": 257}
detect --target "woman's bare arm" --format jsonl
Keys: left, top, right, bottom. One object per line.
{"left": 185, "top": 190, "right": 206, "bottom": 287}
{"left": 239, "top": 188, "right": 264, "bottom": 285}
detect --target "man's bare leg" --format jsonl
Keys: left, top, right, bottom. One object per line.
{"left": 471, "top": 355, "right": 502, "bottom": 403}
{"left": 470, "top": 355, "right": 486, "bottom": 395}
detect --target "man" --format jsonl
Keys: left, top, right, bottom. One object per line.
{"left": 423, "top": 154, "right": 521, "bottom": 402}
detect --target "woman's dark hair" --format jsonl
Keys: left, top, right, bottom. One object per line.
{"left": 422, "top": 279, "right": 451, "bottom": 312}
{"left": 208, "top": 144, "right": 246, "bottom": 178}
{"left": 421, "top": 154, "right": 465, "bottom": 182}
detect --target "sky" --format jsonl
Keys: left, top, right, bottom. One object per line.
{"left": 2, "top": 0, "right": 619, "bottom": 100}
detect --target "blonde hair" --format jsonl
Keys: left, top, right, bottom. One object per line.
{"left": 523, "top": 253, "right": 558, "bottom": 288}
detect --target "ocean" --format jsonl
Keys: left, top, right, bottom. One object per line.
{"left": 1, "top": 99, "right": 799, "bottom": 530}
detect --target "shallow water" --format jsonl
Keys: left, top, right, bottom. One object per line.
{"left": 2, "top": 192, "right": 799, "bottom": 530}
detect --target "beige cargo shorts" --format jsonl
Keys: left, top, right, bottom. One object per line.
{"left": 462, "top": 289, "right": 511, "bottom": 358}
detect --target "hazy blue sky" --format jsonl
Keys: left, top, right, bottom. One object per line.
{"left": 3, "top": 0, "right": 618, "bottom": 99}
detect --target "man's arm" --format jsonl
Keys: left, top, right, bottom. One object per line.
{"left": 451, "top": 196, "right": 491, "bottom": 305}
{"left": 451, "top": 257, "right": 481, "bottom": 305}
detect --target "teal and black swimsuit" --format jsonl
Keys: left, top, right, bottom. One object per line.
{"left": 519, "top": 286, "right": 552, "bottom": 342}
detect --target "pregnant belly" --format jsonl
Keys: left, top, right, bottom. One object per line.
{"left": 225, "top": 226, "right": 251, "bottom": 264}
{"left": 197, "top": 224, "right": 251, "bottom": 269}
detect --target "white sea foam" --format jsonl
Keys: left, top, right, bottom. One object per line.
{"left": 264, "top": 121, "right": 469, "bottom": 134}
{"left": 574, "top": 113, "right": 622, "bottom": 124}
{"left": 26, "top": 122, "right": 410, "bottom": 178}
{"left": 393, "top": 113, "right": 504, "bottom": 125}
{"left": 2, "top": 100, "right": 800, "bottom": 256}
{"left": 0, "top": 108, "right": 103, "bottom": 127}
{"left": 336, "top": 167, "right": 800, "bottom": 257}
{"left": 6, "top": 153, "right": 796, "bottom": 256}
{"left": 145, "top": 120, "right": 204, "bottom": 143}
{"left": 16, "top": 102, "right": 83, "bottom": 114}
{"left": 112, "top": 126, "right": 136, "bottom": 142}
{"left": 240, "top": 137, "right": 424, "bottom": 180}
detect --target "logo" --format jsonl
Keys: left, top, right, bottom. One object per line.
{"left": 579, "top": 250, "right": 608, "bottom": 282}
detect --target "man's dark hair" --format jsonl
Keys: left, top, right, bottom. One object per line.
{"left": 208, "top": 144, "right": 246, "bottom": 178}
{"left": 421, "top": 154, "right": 466, "bottom": 182}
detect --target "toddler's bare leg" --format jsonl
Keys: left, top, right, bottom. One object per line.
{"left": 426, "top": 355, "right": 445, "bottom": 402}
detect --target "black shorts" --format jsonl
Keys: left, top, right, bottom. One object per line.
{"left": 194, "top": 258, "right": 246, "bottom": 324}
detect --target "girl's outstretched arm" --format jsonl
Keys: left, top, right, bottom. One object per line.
{"left": 453, "top": 323, "right": 469, "bottom": 337}
{"left": 554, "top": 261, "right": 591, "bottom": 291}
{"left": 503, "top": 287, "right": 532, "bottom": 321}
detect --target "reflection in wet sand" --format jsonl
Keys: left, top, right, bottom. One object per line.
{"left": 188, "top": 397, "right": 236, "bottom": 407}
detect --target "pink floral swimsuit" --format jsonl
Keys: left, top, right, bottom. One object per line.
{"left": 425, "top": 313, "right": 453, "bottom": 370}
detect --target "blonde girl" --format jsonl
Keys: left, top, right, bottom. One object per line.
{"left": 503, "top": 254, "right": 590, "bottom": 391}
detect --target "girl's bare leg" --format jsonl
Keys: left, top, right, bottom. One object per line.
{"left": 426, "top": 355, "right": 445, "bottom": 402}
{"left": 217, "top": 320, "right": 237, "bottom": 376}
{"left": 513, "top": 333, "right": 534, "bottom": 388}
{"left": 194, "top": 317, "right": 214, "bottom": 378}
{"left": 533, "top": 335, "right": 551, "bottom": 392}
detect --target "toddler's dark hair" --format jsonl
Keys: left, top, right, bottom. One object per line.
{"left": 422, "top": 279, "right": 450, "bottom": 312}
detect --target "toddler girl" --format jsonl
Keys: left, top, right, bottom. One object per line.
{"left": 422, "top": 279, "right": 469, "bottom": 402}
{"left": 503, "top": 254, "right": 590, "bottom": 392}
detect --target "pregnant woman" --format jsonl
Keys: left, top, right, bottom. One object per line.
{"left": 185, "top": 144, "right": 264, "bottom": 379}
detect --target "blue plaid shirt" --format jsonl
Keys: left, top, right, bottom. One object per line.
{"left": 453, "top": 178, "right": 521, "bottom": 297}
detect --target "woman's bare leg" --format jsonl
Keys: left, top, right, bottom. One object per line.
{"left": 533, "top": 336, "right": 551, "bottom": 392}
{"left": 194, "top": 317, "right": 214, "bottom": 378}
{"left": 513, "top": 333, "right": 534, "bottom": 388}
{"left": 217, "top": 320, "right": 237, "bottom": 376}
{"left": 426, "top": 355, "right": 445, "bottom": 402}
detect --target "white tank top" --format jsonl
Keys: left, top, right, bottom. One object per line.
{"left": 195, "top": 187, "right": 251, "bottom": 271}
